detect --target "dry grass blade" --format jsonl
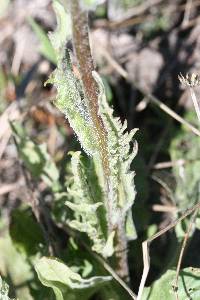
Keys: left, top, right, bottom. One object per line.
{"left": 172, "top": 210, "right": 198, "bottom": 300}
{"left": 99, "top": 47, "right": 200, "bottom": 137}
{"left": 190, "top": 87, "right": 200, "bottom": 123}
{"left": 137, "top": 201, "right": 200, "bottom": 300}
{"left": 0, "top": 102, "right": 21, "bottom": 159}
{"left": 93, "top": 253, "right": 137, "bottom": 300}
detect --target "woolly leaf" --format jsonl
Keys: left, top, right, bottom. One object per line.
{"left": 46, "top": 51, "right": 99, "bottom": 156}
{"left": 35, "top": 257, "right": 111, "bottom": 300}
{"left": 49, "top": 1, "right": 138, "bottom": 256}
{"left": 49, "top": 0, "right": 71, "bottom": 59}
{"left": 65, "top": 152, "right": 114, "bottom": 257}
{"left": 93, "top": 71, "right": 138, "bottom": 236}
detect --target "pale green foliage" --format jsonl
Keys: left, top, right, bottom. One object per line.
{"left": 0, "top": 233, "right": 33, "bottom": 299}
{"left": 142, "top": 267, "right": 200, "bottom": 299}
{"left": 35, "top": 257, "right": 111, "bottom": 300}
{"left": 49, "top": 0, "right": 71, "bottom": 58}
{"left": 46, "top": 2, "right": 98, "bottom": 156}
{"left": 94, "top": 71, "right": 137, "bottom": 238}
{"left": 46, "top": 56, "right": 98, "bottom": 156}
{"left": 47, "top": 0, "right": 138, "bottom": 257}
{"left": 65, "top": 151, "right": 115, "bottom": 257}
{"left": 11, "top": 122, "right": 59, "bottom": 189}
{"left": 0, "top": 276, "right": 15, "bottom": 300}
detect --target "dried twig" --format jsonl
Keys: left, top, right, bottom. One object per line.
{"left": 0, "top": 102, "right": 21, "bottom": 159}
{"left": 181, "top": 0, "right": 193, "bottom": 28}
{"left": 137, "top": 202, "right": 200, "bottom": 300}
{"left": 153, "top": 159, "right": 185, "bottom": 170}
{"left": 172, "top": 210, "right": 197, "bottom": 300}
{"left": 152, "top": 204, "right": 177, "bottom": 213}
{"left": 0, "top": 179, "right": 23, "bottom": 195}
{"left": 99, "top": 47, "right": 200, "bottom": 137}
{"left": 190, "top": 87, "right": 200, "bottom": 123}
{"left": 113, "top": 0, "right": 164, "bottom": 23}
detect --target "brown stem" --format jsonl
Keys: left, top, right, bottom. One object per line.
{"left": 69, "top": 0, "right": 129, "bottom": 281}
{"left": 70, "top": 0, "right": 109, "bottom": 177}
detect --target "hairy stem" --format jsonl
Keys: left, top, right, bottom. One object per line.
{"left": 69, "top": 0, "right": 129, "bottom": 281}
{"left": 69, "top": 0, "right": 109, "bottom": 176}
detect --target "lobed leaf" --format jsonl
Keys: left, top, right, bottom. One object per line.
{"left": 65, "top": 151, "right": 114, "bottom": 257}
{"left": 49, "top": 0, "right": 138, "bottom": 257}
{"left": 93, "top": 71, "right": 138, "bottom": 239}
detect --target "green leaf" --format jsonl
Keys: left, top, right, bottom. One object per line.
{"left": 28, "top": 17, "right": 56, "bottom": 64}
{"left": 64, "top": 152, "right": 112, "bottom": 257}
{"left": 0, "top": 233, "right": 33, "bottom": 300}
{"left": 9, "top": 208, "right": 45, "bottom": 256}
{"left": 49, "top": 0, "right": 71, "bottom": 59}
{"left": 35, "top": 257, "right": 111, "bottom": 300}
{"left": 93, "top": 71, "right": 138, "bottom": 234}
{"left": 46, "top": 1, "right": 99, "bottom": 156}
{"left": 48, "top": 0, "right": 138, "bottom": 259}
{"left": 46, "top": 51, "right": 98, "bottom": 156}
{"left": 10, "top": 121, "right": 59, "bottom": 189}
{"left": 142, "top": 267, "right": 200, "bottom": 300}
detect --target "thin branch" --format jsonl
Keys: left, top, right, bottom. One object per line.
{"left": 58, "top": 223, "right": 137, "bottom": 300}
{"left": 152, "top": 204, "right": 177, "bottom": 213}
{"left": 153, "top": 159, "right": 185, "bottom": 170}
{"left": 181, "top": 0, "right": 193, "bottom": 28}
{"left": 98, "top": 47, "right": 200, "bottom": 137}
{"left": 172, "top": 210, "right": 197, "bottom": 300}
{"left": 137, "top": 201, "right": 200, "bottom": 300}
{"left": 88, "top": 246, "right": 137, "bottom": 300}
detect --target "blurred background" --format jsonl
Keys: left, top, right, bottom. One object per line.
{"left": 1, "top": 0, "right": 200, "bottom": 298}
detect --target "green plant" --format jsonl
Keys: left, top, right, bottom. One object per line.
{"left": 5, "top": 1, "right": 200, "bottom": 300}
{"left": 8, "top": 0, "right": 138, "bottom": 299}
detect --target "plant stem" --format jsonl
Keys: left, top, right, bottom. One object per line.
{"left": 69, "top": 0, "right": 129, "bottom": 281}
{"left": 69, "top": 0, "right": 109, "bottom": 177}
{"left": 189, "top": 87, "right": 200, "bottom": 123}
